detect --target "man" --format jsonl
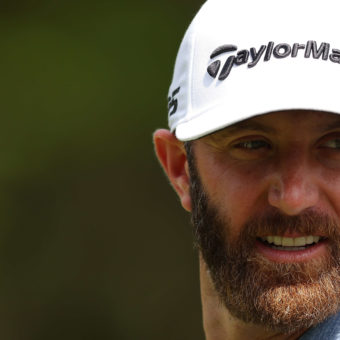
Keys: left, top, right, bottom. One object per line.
{"left": 153, "top": 0, "right": 340, "bottom": 339}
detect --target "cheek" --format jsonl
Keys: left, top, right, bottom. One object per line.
{"left": 318, "top": 167, "right": 340, "bottom": 216}
{"left": 199, "top": 159, "right": 269, "bottom": 236}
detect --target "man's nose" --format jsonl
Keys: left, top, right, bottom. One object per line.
{"left": 267, "top": 152, "right": 319, "bottom": 216}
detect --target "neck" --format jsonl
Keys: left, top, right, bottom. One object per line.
{"left": 199, "top": 256, "right": 306, "bottom": 340}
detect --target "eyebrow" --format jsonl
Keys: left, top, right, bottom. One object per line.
{"left": 202, "top": 119, "right": 277, "bottom": 148}
{"left": 322, "top": 118, "right": 340, "bottom": 132}
{"left": 209, "top": 120, "right": 277, "bottom": 140}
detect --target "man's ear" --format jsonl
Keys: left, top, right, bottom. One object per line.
{"left": 153, "top": 129, "right": 191, "bottom": 212}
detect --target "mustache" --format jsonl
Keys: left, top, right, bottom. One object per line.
{"left": 243, "top": 208, "right": 340, "bottom": 239}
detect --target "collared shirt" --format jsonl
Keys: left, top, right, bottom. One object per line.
{"left": 299, "top": 312, "right": 340, "bottom": 339}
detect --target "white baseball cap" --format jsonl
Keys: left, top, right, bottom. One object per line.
{"left": 167, "top": 0, "right": 340, "bottom": 141}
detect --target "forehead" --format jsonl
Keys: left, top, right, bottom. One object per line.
{"left": 203, "top": 110, "right": 340, "bottom": 141}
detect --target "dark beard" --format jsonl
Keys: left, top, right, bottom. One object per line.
{"left": 185, "top": 142, "right": 340, "bottom": 334}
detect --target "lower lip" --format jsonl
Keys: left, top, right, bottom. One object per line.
{"left": 255, "top": 239, "right": 328, "bottom": 263}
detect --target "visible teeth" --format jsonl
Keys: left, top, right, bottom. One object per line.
{"left": 273, "top": 236, "right": 282, "bottom": 246}
{"left": 282, "top": 237, "right": 294, "bottom": 246}
{"left": 263, "top": 235, "right": 321, "bottom": 247}
{"left": 294, "top": 237, "right": 306, "bottom": 247}
{"left": 306, "top": 235, "right": 314, "bottom": 244}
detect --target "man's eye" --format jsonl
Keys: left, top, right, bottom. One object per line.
{"left": 321, "top": 139, "right": 340, "bottom": 149}
{"left": 233, "top": 140, "right": 270, "bottom": 150}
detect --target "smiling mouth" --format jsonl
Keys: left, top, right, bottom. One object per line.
{"left": 257, "top": 235, "right": 327, "bottom": 251}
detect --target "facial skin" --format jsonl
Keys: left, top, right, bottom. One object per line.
{"left": 153, "top": 110, "right": 340, "bottom": 340}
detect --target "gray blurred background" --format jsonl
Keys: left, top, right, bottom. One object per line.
{"left": 0, "top": 0, "right": 205, "bottom": 339}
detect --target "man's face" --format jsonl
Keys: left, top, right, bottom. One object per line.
{"left": 188, "top": 110, "right": 340, "bottom": 333}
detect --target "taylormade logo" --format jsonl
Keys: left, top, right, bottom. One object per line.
{"left": 207, "top": 41, "right": 340, "bottom": 81}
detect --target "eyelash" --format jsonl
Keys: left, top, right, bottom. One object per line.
{"left": 233, "top": 140, "right": 271, "bottom": 150}
{"left": 232, "top": 138, "right": 340, "bottom": 152}
{"left": 320, "top": 138, "right": 340, "bottom": 149}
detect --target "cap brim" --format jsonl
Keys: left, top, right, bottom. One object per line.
{"left": 175, "top": 57, "right": 340, "bottom": 141}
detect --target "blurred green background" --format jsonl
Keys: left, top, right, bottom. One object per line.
{"left": 0, "top": 0, "right": 205, "bottom": 339}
